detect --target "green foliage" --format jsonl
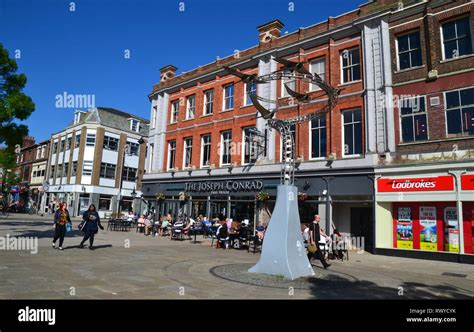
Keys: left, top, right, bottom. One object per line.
{"left": 0, "top": 148, "right": 21, "bottom": 193}
{"left": 0, "top": 44, "right": 35, "bottom": 148}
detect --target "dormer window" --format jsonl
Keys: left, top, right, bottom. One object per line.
{"left": 74, "top": 110, "right": 86, "bottom": 125}
{"left": 129, "top": 119, "right": 140, "bottom": 132}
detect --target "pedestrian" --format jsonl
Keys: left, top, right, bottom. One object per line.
{"left": 78, "top": 204, "right": 104, "bottom": 250}
{"left": 309, "top": 214, "right": 331, "bottom": 269}
{"left": 51, "top": 202, "right": 72, "bottom": 250}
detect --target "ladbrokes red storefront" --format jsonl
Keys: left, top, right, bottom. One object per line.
{"left": 375, "top": 171, "right": 474, "bottom": 263}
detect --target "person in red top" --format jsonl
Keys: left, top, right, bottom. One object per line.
{"left": 52, "top": 203, "right": 71, "bottom": 250}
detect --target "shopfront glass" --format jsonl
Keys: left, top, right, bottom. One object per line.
{"left": 230, "top": 200, "right": 255, "bottom": 223}
{"left": 191, "top": 200, "right": 207, "bottom": 218}
{"left": 209, "top": 197, "right": 227, "bottom": 219}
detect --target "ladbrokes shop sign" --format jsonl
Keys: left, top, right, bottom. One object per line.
{"left": 185, "top": 180, "right": 264, "bottom": 193}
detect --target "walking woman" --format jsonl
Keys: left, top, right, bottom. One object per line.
{"left": 52, "top": 203, "right": 72, "bottom": 250}
{"left": 79, "top": 204, "right": 104, "bottom": 250}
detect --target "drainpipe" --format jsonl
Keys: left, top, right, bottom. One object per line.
{"left": 448, "top": 170, "right": 466, "bottom": 257}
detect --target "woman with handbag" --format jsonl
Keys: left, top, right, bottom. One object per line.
{"left": 78, "top": 204, "right": 104, "bottom": 250}
{"left": 52, "top": 203, "right": 72, "bottom": 250}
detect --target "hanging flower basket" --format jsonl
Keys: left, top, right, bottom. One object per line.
{"left": 298, "top": 192, "right": 308, "bottom": 202}
{"left": 256, "top": 191, "right": 270, "bottom": 202}
{"left": 155, "top": 192, "right": 165, "bottom": 201}
{"left": 178, "top": 192, "right": 190, "bottom": 201}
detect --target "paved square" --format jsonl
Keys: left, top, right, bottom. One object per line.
{"left": 0, "top": 214, "right": 473, "bottom": 299}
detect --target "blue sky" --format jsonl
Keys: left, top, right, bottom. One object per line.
{"left": 1, "top": 0, "right": 365, "bottom": 142}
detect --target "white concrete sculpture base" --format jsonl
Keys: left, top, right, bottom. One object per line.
{"left": 249, "top": 185, "right": 315, "bottom": 280}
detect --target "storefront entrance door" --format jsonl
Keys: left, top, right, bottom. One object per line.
{"left": 350, "top": 207, "right": 374, "bottom": 253}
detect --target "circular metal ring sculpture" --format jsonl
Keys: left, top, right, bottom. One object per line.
{"left": 224, "top": 58, "right": 340, "bottom": 185}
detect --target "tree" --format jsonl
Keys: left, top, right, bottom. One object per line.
{"left": 0, "top": 43, "right": 35, "bottom": 148}
{"left": 0, "top": 148, "right": 21, "bottom": 197}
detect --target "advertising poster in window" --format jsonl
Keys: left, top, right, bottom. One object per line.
{"left": 419, "top": 206, "right": 437, "bottom": 251}
{"left": 396, "top": 207, "right": 413, "bottom": 249}
{"left": 444, "top": 207, "right": 459, "bottom": 253}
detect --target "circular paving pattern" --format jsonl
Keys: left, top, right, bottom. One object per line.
{"left": 210, "top": 263, "right": 360, "bottom": 290}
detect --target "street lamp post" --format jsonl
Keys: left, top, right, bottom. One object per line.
{"left": 116, "top": 143, "right": 130, "bottom": 216}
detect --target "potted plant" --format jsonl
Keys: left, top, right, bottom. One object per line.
{"left": 256, "top": 191, "right": 270, "bottom": 202}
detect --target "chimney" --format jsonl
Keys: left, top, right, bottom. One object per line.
{"left": 159, "top": 65, "right": 178, "bottom": 83}
{"left": 257, "top": 19, "right": 284, "bottom": 45}
{"left": 22, "top": 136, "right": 35, "bottom": 148}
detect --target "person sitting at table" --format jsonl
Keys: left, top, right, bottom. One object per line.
{"left": 143, "top": 215, "right": 153, "bottom": 236}
{"left": 256, "top": 224, "right": 266, "bottom": 241}
{"left": 137, "top": 215, "right": 146, "bottom": 232}
{"left": 215, "top": 221, "right": 229, "bottom": 249}
{"left": 159, "top": 217, "right": 170, "bottom": 236}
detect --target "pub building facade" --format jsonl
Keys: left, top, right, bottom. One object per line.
{"left": 373, "top": 0, "right": 474, "bottom": 263}
{"left": 142, "top": 0, "right": 403, "bottom": 253}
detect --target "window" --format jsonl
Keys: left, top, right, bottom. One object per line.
{"left": 103, "top": 136, "right": 119, "bottom": 151}
{"left": 74, "top": 134, "right": 81, "bottom": 148}
{"left": 60, "top": 139, "right": 65, "bottom": 152}
{"left": 186, "top": 95, "right": 195, "bottom": 120}
{"left": 310, "top": 116, "right": 327, "bottom": 158}
{"left": 309, "top": 58, "right": 326, "bottom": 91}
{"left": 148, "top": 143, "right": 154, "bottom": 172}
{"left": 397, "top": 31, "right": 422, "bottom": 70}
{"left": 66, "top": 137, "right": 72, "bottom": 150}
{"left": 63, "top": 162, "right": 69, "bottom": 177}
{"left": 341, "top": 48, "right": 361, "bottom": 84}
{"left": 223, "top": 84, "right": 234, "bottom": 110}
{"left": 86, "top": 134, "right": 95, "bottom": 146}
{"left": 171, "top": 100, "right": 179, "bottom": 123}
{"left": 281, "top": 124, "right": 296, "bottom": 161}
{"left": 183, "top": 137, "right": 193, "bottom": 169}
{"left": 243, "top": 127, "right": 258, "bottom": 164}
{"left": 56, "top": 164, "right": 62, "bottom": 178}
{"left": 100, "top": 163, "right": 116, "bottom": 179}
{"left": 41, "top": 147, "right": 45, "bottom": 158}
{"left": 52, "top": 142, "right": 58, "bottom": 153}
{"left": 204, "top": 90, "right": 214, "bottom": 115}
{"left": 220, "top": 131, "right": 232, "bottom": 165}
{"left": 82, "top": 161, "right": 93, "bottom": 176}
{"left": 245, "top": 82, "right": 257, "bottom": 106}
{"left": 129, "top": 142, "right": 139, "bottom": 156}
{"left": 49, "top": 165, "right": 55, "bottom": 179}
{"left": 442, "top": 17, "right": 472, "bottom": 60}
{"left": 167, "top": 140, "right": 176, "bottom": 170}
{"left": 281, "top": 70, "right": 296, "bottom": 97}
{"left": 71, "top": 161, "right": 78, "bottom": 176}
{"left": 400, "top": 96, "right": 428, "bottom": 142}
{"left": 122, "top": 167, "right": 137, "bottom": 182}
{"left": 151, "top": 106, "right": 157, "bottom": 128}
{"left": 98, "top": 195, "right": 112, "bottom": 210}
{"left": 201, "top": 134, "right": 211, "bottom": 167}
{"left": 36, "top": 148, "right": 40, "bottom": 160}
{"left": 130, "top": 119, "right": 140, "bottom": 132}
{"left": 445, "top": 87, "right": 474, "bottom": 136}
{"left": 343, "top": 109, "right": 363, "bottom": 156}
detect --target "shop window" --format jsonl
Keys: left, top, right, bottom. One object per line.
{"left": 445, "top": 87, "right": 474, "bottom": 136}
{"left": 400, "top": 96, "right": 428, "bottom": 142}
{"left": 396, "top": 206, "right": 413, "bottom": 249}
{"left": 100, "top": 163, "right": 116, "bottom": 179}
{"left": 98, "top": 195, "right": 112, "bottom": 210}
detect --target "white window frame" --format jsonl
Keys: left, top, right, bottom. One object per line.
{"left": 130, "top": 119, "right": 140, "bottom": 132}
{"left": 223, "top": 84, "right": 234, "bottom": 111}
{"left": 182, "top": 137, "right": 193, "bottom": 169}
{"left": 340, "top": 47, "right": 361, "bottom": 84}
{"left": 200, "top": 134, "right": 211, "bottom": 168}
{"left": 203, "top": 90, "right": 214, "bottom": 115}
{"left": 342, "top": 109, "right": 363, "bottom": 158}
{"left": 444, "top": 87, "right": 474, "bottom": 136}
{"left": 396, "top": 31, "right": 423, "bottom": 71}
{"left": 167, "top": 140, "right": 176, "bottom": 171}
{"left": 309, "top": 115, "right": 327, "bottom": 160}
{"left": 86, "top": 134, "right": 95, "bottom": 147}
{"left": 151, "top": 106, "right": 157, "bottom": 129}
{"left": 82, "top": 161, "right": 93, "bottom": 176}
{"left": 281, "top": 70, "right": 296, "bottom": 98}
{"left": 398, "top": 96, "right": 429, "bottom": 143}
{"left": 220, "top": 131, "right": 232, "bottom": 166}
{"left": 244, "top": 82, "right": 257, "bottom": 106}
{"left": 440, "top": 16, "right": 473, "bottom": 61}
{"left": 170, "top": 100, "right": 179, "bottom": 123}
{"left": 241, "top": 127, "right": 257, "bottom": 165}
{"left": 185, "top": 95, "right": 196, "bottom": 120}
{"left": 309, "top": 57, "right": 326, "bottom": 91}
